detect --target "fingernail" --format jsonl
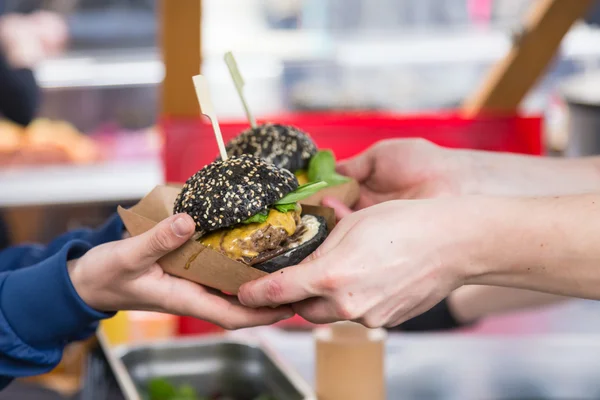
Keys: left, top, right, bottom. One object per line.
{"left": 279, "top": 313, "right": 295, "bottom": 321}
{"left": 172, "top": 216, "right": 194, "bottom": 237}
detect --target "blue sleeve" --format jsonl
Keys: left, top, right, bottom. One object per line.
{"left": 0, "top": 215, "right": 124, "bottom": 389}
{"left": 0, "top": 213, "right": 124, "bottom": 272}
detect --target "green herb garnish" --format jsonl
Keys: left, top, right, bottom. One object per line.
{"left": 176, "top": 385, "right": 199, "bottom": 399}
{"left": 147, "top": 378, "right": 274, "bottom": 400}
{"left": 308, "top": 150, "right": 350, "bottom": 187}
{"left": 148, "top": 378, "right": 176, "bottom": 400}
{"left": 242, "top": 210, "right": 269, "bottom": 224}
{"left": 147, "top": 379, "right": 200, "bottom": 400}
{"left": 275, "top": 181, "right": 327, "bottom": 205}
{"left": 274, "top": 203, "right": 298, "bottom": 213}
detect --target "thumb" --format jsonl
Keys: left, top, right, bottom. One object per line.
{"left": 238, "top": 254, "right": 329, "bottom": 308}
{"left": 125, "top": 213, "right": 196, "bottom": 267}
{"left": 336, "top": 151, "right": 373, "bottom": 183}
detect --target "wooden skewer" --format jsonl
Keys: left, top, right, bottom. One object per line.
{"left": 224, "top": 51, "right": 257, "bottom": 129}
{"left": 192, "top": 75, "right": 228, "bottom": 160}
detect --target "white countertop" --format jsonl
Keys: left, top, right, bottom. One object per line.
{"left": 0, "top": 158, "right": 163, "bottom": 208}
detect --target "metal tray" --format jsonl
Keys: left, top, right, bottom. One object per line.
{"left": 80, "top": 338, "right": 128, "bottom": 400}
{"left": 106, "top": 334, "right": 315, "bottom": 400}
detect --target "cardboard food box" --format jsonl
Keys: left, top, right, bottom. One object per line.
{"left": 117, "top": 185, "right": 336, "bottom": 294}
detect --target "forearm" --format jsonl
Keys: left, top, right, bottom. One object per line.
{"left": 459, "top": 150, "right": 600, "bottom": 196}
{"left": 466, "top": 195, "right": 600, "bottom": 300}
{"left": 448, "top": 285, "right": 568, "bottom": 324}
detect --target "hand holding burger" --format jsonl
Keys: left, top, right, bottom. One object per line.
{"left": 329, "top": 138, "right": 600, "bottom": 215}
{"left": 68, "top": 212, "right": 293, "bottom": 330}
{"left": 238, "top": 198, "right": 475, "bottom": 327}
{"left": 240, "top": 188, "right": 600, "bottom": 330}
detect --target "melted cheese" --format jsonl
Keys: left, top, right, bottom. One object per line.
{"left": 295, "top": 170, "right": 309, "bottom": 185}
{"left": 199, "top": 208, "right": 298, "bottom": 261}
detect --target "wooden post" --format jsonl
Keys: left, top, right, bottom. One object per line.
{"left": 159, "top": 0, "right": 203, "bottom": 118}
{"left": 462, "top": 0, "right": 594, "bottom": 116}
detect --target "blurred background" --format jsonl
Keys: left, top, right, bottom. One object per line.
{"left": 4, "top": 1, "right": 600, "bottom": 399}
{"left": 6, "top": 0, "right": 599, "bottom": 125}
{"left": 2, "top": 0, "right": 599, "bottom": 266}
{"left": 6, "top": 0, "right": 600, "bottom": 131}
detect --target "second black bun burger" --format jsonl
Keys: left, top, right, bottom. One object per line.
{"left": 220, "top": 123, "right": 318, "bottom": 184}
{"left": 220, "top": 122, "right": 351, "bottom": 189}
{"left": 174, "top": 154, "right": 329, "bottom": 273}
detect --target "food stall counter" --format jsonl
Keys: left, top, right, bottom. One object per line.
{"left": 0, "top": 159, "right": 162, "bottom": 208}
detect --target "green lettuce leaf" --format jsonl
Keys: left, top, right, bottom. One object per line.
{"left": 308, "top": 150, "right": 350, "bottom": 187}
{"left": 275, "top": 181, "right": 327, "bottom": 205}
{"left": 242, "top": 210, "right": 269, "bottom": 224}
{"left": 274, "top": 203, "right": 299, "bottom": 213}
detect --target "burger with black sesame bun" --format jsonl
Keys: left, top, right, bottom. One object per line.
{"left": 174, "top": 154, "right": 329, "bottom": 273}
{"left": 220, "top": 123, "right": 349, "bottom": 188}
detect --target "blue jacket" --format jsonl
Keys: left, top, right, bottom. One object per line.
{"left": 0, "top": 214, "right": 124, "bottom": 390}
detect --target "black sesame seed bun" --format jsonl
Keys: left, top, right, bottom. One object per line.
{"left": 220, "top": 123, "right": 318, "bottom": 172}
{"left": 173, "top": 154, "right": 298, "bottom": 235}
